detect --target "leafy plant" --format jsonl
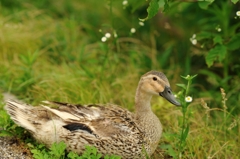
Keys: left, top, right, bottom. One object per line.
{"left": 31, "top": 142, "right": 66, "bottom": 159}
{"left": 161, "top": 74, "right": 197, "bottom": 158}
{"left": 67, "top": 145, "right": 102, "bottom": 159}
{"left": 31, "top": 142, "right": 121, "bottom": 159}
{"left": 176, "top": 74, "right": 197, "bottom": 158}
{"left": 16, "top": 50, "right": 39, "bottom": 92}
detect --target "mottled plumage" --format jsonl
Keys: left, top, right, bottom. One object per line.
{"left": 5, "top": 70, "right": 180, "bottom": 158}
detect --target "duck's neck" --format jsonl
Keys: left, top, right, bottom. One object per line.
{"left": 135, "top": 84, "right": 153, "bottom": 118}
{"left": 134, "top": 81, "right": 162, "bottom": 156}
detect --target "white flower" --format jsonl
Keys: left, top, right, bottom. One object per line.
{"left": 217, "top": 28, "right": 221, "bottom": 32}
{"left": 191, "top": 39, "right": 197, "bottom": 45}
{"left": 139, "top": 21, "right": 144, "bottom": 26}
{"left": 192, "top": 34, "right": 196, "bottom": 39}
{"left": 236, "top": 11, "right": 240, "bottom": 16}
{"left": 101, "top": 37, "right": 107, "bottom": 42}
{"left": 185, "top": 96, "right": 193, "bottom": 103}
{"left": 122, "top": 0, "right": 128, "bottom": 6}
{"left": 130, "top": 28, "right": 136, "bottom": 33}
{"left": 190, "top": 34, "right": 197, "bottom": 45}
{"left": 105, "top": 33, "right": 111, "bottom": 38}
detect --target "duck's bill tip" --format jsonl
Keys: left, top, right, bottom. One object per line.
{"left": 159, "top": 86, "right": 181, "bottom": 106}
{"left": 170, "top": 100, "right": 181, "bottom": 106}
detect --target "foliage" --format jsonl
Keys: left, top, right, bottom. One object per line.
{"left": 30, "top": 142, "right": 120, "bottom": 159}
{"left": 160, "top": 74, "right": 197, "bottom": 158}
{"left": 177, "top": 74, "right": 197, "bottom": 158}
{"left": 67, "top": 145, "right": 120, "bottom": 159}
{"left": 31, "top": 142, "right": 66, "bottom": 159}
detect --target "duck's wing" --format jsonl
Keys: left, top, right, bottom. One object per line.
{"left": 41, "top": 101, "right": 143, "bottom": 138}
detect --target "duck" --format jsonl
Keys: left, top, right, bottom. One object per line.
{"left": 5, "top": 70, "right": 181, "bottom": 158}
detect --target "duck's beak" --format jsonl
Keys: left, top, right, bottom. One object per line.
{"left": 159, "top": 86, "right": 181, "bottom": 106}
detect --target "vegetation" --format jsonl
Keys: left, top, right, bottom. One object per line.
{"left": 0, "top": 0, "right": 240, "bottom": 158}
{"left": 30, "top": 142, "right": 120, "bottom": 159}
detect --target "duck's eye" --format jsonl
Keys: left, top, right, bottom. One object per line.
{"left": 153, "top": 77, "right": 157, "bottom": 81}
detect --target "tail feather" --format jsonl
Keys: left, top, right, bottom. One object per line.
{"left": 5, "top": 100, "right": 37, "bottom": 132}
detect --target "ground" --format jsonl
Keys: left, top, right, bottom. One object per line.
{"left": 0, "top": 136, "right": 32, "bottom": 159}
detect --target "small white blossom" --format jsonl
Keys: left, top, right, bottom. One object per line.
{"left": 192, "top": 34, "right": 196, "bottom": 39}
{"left": 236, "top": 11, "right": 240, "bottom": 17}
{"left": 217, "top": 28, "right": 221, "bottom": 32}
{"left": 191, "top": 39, "right": 197, "bottom": 45}
{"left": 122, "top": 0, "right": 128, "bottom": 6}
{"left": 190, "top": 34, "right": 197, "bottom": 45}
{"left": 130, "top": 28, "right": 136, "bottom": 33}
{"left": 101, "top": 37, "right": 107, "bottom": 42}
{"left": 139, "top": 21, "right": 144, "bottom": 26}
{"left": 185, "top": 96, "right": 193, "bottom": 103}
{"left": 105, "top": 33, "right": 111, "bottom": 38}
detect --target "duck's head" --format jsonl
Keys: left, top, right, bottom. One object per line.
{"left": 139, "top": 70, "right": 181, "bottom": 106}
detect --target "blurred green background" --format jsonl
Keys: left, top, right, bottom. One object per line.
{"left": 0, "top": 0, "right": 240, "bottom": 158}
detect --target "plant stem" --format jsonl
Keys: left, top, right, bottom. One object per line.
{"left": 179, "top": 76, "right": 193, "bottom": 158}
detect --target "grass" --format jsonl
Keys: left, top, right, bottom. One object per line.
{"left": 0, "top": 0, "right": 240, "bottom": 158}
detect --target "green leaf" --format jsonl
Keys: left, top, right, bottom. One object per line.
{"left": 104, "top": 155, "right": 121, "bottom": 159}
{"left": 231, "top": 0, "right": 239, "bottom": 4}
{"left": 31, "top": 149, "right": 50, "bottom": 159}
{"left": 213, "top": 35, "right": 223, "bottom": 45}
{"left": 180, "top": 74, "right": 198, "bottom": 81}
{"left": 227, "top": 33, "right": 240, "bottom": 51}
{"left": 140, "top": 0, "right": 160, "bottom": 21}
{"left": 176, "top": 84, "right": 187, "bottom": 90}
{"left": 49, "top": 141, "right": 66, "bottom": 158}
{"left": 196, "top": 31, "right": 213, "bottom": 40}
{"left": 190, "top": 74, "right": 198, "bottom": 80}
{"left": 0, "top": 110, "right": 11, "bottom": 128}
{"left": 163, "top": 0, "right": 169, "bottom": 12}
{"left": 0, "top": 130, "right": 12, "bottom": 137}
{"left": 67, "top": 152, "right": 79, "bottom": 159}
{"left": 182, "top": 125, "right": 189, "bottom": 141}
{"left": 160, "top": 144, "right": 177, "bottom": 158}
{"left": 198, "top": 0, "right": 215, "bottom": 10}
{"left": 206, "top": 45, "right": 227, "bottom": 67}
{"left": 131, "top": 1, "right": 148, "bottom": 13}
